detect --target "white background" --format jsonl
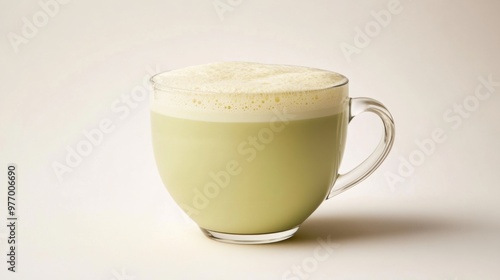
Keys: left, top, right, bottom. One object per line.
{"left": 1, "top": 0, "right": 500, "bottom": 279}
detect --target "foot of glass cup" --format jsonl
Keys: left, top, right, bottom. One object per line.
{"left": 200, "top": 226, "right": 300, "bottom": 244}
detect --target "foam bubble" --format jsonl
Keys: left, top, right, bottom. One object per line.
{"left": 151, "top": 62, "right": 349, "bottom": 122}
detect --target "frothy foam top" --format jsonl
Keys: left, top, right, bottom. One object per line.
{"left": 151, "top": 62, "right": 349, "bottom": 122}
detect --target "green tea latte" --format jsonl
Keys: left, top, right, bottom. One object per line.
{"left": 151, "top": 62, "right": 349, "bottom": 234}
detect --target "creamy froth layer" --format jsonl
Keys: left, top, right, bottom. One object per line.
{"left": 151, "top": 62, "right": 348, "bottom": 122}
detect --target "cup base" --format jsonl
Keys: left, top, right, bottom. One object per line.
{"left": 200, "top": 226, "right": 299, "bottom": 244}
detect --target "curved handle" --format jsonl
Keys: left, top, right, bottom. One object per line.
{"left": 327, "top": 97, "right": 395, "bottom": 199}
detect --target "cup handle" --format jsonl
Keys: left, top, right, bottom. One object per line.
{"left": 327, "top": 97, "right": 396, "bottom": 199}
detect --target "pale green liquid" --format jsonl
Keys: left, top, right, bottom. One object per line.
{"left": 151, "top": 111, "right": 348, "bottom": 234}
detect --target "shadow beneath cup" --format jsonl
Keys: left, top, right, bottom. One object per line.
{"left": 281, "top": 213, "right": 465, "bottom": 246}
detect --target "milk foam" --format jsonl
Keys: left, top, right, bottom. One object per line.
{"left": 151, "top": 62, "right": 348, "bottom": 122}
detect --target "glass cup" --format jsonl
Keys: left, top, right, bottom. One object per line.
{"left": 150, "top": 62, "right": 395, "bottom": 244}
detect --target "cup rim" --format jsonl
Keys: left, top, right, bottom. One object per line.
{"left": 149, "top": 64, "right": 349, "bottom": 95}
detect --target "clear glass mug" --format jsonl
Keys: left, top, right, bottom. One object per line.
{"left": 150, "top": 62, "right": 395, "bottom": 244}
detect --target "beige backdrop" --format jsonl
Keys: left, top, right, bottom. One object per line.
{"left": 1, "top": 0, "right": 499, "bottom": 279}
